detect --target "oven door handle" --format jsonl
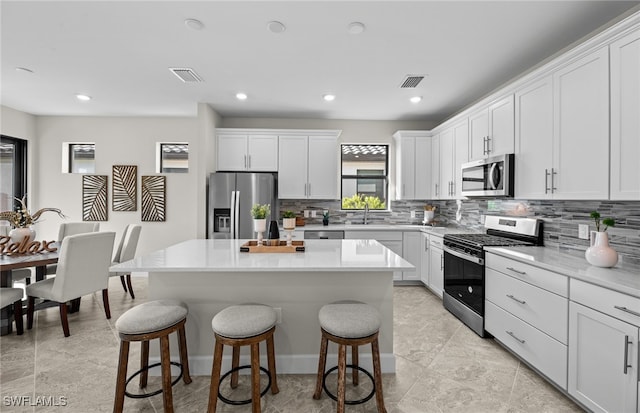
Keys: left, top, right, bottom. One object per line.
{"left": 443, "top": 246, "right": 484, "bottom": 265}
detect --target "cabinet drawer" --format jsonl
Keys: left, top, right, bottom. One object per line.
{"left": 486, "top": 253, "right": 568, "bottom": 296}
{"left": 486, "top": 268, "right": 568, "bottom": 344}
{"left": 429, "top": 236, "right": 444, "bottom": 249}
{"left": 571, "top": 278, "right": 640, "bottom": 328}
{"left": 344, "top": 231, "right": 403, "bottom": 241}
{"left": 485, "top": 301, "right": 568, "bottom": 390}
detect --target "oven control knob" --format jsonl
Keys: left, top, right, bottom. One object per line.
{"left": 467, "top": 286, "right": 473, "bottom": 294}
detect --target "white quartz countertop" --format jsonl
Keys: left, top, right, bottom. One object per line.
{"left": 297, "top": 223, "right": 473, "bottom": 236}
{"left": 486, "top": 246, "right": 640, "bottom": 298}
{"left": 110, "top": 239, "right": 415, "bottom": 273}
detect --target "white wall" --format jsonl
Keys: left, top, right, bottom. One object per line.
{"left": 221, "top": 117, "right": 435, "bottom": 200}
{"left": 0, "top": 105, "right": 39, "bottom": 210}
{"left": 35, "top": 115, "right": 199, "bottom": 255}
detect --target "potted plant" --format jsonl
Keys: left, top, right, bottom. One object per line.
{"left": 250, "top": 203, "right": 270, "bottom": 245}
{"left": 323, "top": 210, "right": 330, "bottom": 226}
{"left": 0, "top": 195, "right": 65, "bottom": 244}
{"left": 585, "top": 211, "right": 618, "bottom": 267}
{"left": 282, "top": 211, "right": 296, "bottom": 230}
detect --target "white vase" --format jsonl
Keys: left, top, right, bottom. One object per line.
{"left": 585, "top": 231, "right": 618, "bottom": 268}
{"left": 9, "top": 227, "right": 36, "bottom": 244}
{"left": 253, "top": 219, "right": 267, "bottom": 245}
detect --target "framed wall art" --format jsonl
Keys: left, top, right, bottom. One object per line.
{"left": 82, "top": 175, "right": 108, "bottom": 221}
{"left": 141, "top": 175, "right": 166, "bottom": 222}
{"left": 112, "top": 165, "right": 137, "bottom": 211}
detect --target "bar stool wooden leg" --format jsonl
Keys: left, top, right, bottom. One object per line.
{"left": 352, "top": 345, "right": 359, "bottom": 386}
{"left": 160, "top": 335, "right": 174, "bottom": 413}
{"left": 177, "top": 325, "right": 192, "bottom": 384}
{"left": 372, "top": 338, "right": 386, "bottom": 413}
{"left": 114, "top": 341, "right": 130, "bottom": 413}
{"left": 337, "top": 344, "right": 347, "bottom": 413}
{"left": 231, "top": 345, "right": 240, "bottom": 389}
{"left": 267, "top": 332, "right": 279, "bottom": 394}
{"left": 208, "top": 340, "right": 224, "bottom": 413}
{"left": 250, "top": 342, "right": 261, "bottom": 413}
{"left": 139, "top": 340, "right": 149, "bottom": 388}
{"left": 313, "top": 334, "right": 328, "bottom": 399}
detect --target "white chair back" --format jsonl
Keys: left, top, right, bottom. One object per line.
{"left": 113, "top": 224, "right": 142, "bottom": 264}
{"left": 51, "top": 232, "right": 115, "bottom": 302}
{"left": 57, "top": 222, "right": 100, "bottom": 241}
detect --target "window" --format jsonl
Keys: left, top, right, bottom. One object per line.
{"left": 159, "top": 143, "right": 188, "bottom": 173}
{"left": 341, "top": 144, "right": 388, "bottom": 210}
{"left": 0, "top": 135, "right": 27, "bottom": 224}
{"left": 68, "top": 143, "right": 95, "bottom": 173}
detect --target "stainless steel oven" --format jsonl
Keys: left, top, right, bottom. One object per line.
{"left": 443, "top": 216, "right": 542, "bottom": 337}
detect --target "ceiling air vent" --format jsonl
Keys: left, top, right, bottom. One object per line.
{"left": 169, "top": 68, "right": 203, "bottom": 83}
{"left": 399, "top": 75, "right": 425, "bottom": 88}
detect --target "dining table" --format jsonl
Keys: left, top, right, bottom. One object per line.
{"left": 0, "top": 243, "right": 60, "bottom": 335}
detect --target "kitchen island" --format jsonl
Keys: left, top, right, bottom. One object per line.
{"left": 110, "top": 238, "right": 413, "bottom": 375}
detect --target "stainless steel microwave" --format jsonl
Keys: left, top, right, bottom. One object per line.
{"left": 460, "top": 153, "right": 514, "bottom": 197}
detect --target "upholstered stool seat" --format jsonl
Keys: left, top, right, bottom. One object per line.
{"left": 0, "top": 288, "right": 24, "bottom": 335}
{"left": 113, "top": 300, "right": 192, "bottom": 413}
{"left": 313, "top": 301, "right": 386, "bottom": 413}
{"left": 208, "top": 304, "right": 279, "bottom": 413}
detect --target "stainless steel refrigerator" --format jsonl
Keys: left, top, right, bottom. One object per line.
{"left": 207, "top": 172, "right": 278, "bottom": 239}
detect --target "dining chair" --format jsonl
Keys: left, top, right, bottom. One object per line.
{"left": 0, "top": 288, "right": 24, "bottom": 335}
{"left": 110, "top": 224, "right": 142, "bottom": 299}
{"left": 45, "top": 222, "right": 100, "bottom": 276}
{"left": 26, "top": 231, "right": 116, "bottom": 337}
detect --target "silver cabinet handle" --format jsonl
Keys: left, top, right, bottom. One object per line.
{"left": 506, "top": 330, "right": 526, "bottom": 344}
{"left": 308, "top": 183, "right": 311, "bottom": 197}
{"left": 486, "top": 136, "right": 491, "bottom": 154}
{"left": 440, "top": 254, "right": 444, "bottom": 271}
{"left": 506, "top": 267, "right": 527, "bottom": 275}
{"left": 614, "top": 306, "right": 640, "bottom": 318}
{"left": 551, "top": 168, "right": 557, "bottom": 193}
{"left": 435, "top": 183, "right": 439, "bottom": 197}
{"left": 244, "top": 155, "right": 247, "bottom": 169}
{"left": 545, "top": 169, "right": 550, "bottom": 194}
{"left": 624, "top": 335, "right": 632, "bottom": 374}
{"left": 248, "top": 155, "right": 251, "bottom": 169}
{"left": 506, "top": 294, "right": 526, "bottom": 305}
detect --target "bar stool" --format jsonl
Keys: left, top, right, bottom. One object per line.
{"left": 208, "top": 304, "right": 279, "bottom": 413}
{"left": 113, "top": 300, "right": 192, "bottom": 413}
{"left": 313, "top": 301, "right": 386, "bottom": 413}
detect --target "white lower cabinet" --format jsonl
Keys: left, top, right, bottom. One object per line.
{"left": 427, "top": 234, "right": 444, "bottom": 298}
{"left": 485, "top": 252, "right": 568, "bottom": 389}
{"left": 402, "top": 232, "right": 422, "bottom": 281}
{"left": 420, "top": 233, "right": 429, "bottom": 286}
{"left": 345, "top": 231, "right": 404, "bottom": 281}
{"left": 568, "top": 279, "right": 640, "bottom": 413}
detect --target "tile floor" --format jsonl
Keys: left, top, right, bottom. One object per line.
{"left": 0, "top": 277, "right": 584, "bottom": 412}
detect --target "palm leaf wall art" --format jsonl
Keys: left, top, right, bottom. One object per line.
{"left": 141, "top": 175, "right": 166, "bottom": 222}
{"left": 112, "top": 165, "right": 137, "bottom": 211}
{"left": 82, "top": 175, "right": 108, "bottom": 221}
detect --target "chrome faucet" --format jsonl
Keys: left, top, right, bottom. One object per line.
{"left": 363, "top": 202, "right": 369, "bottom": 225}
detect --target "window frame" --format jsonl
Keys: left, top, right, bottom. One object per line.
{"left": 157, "top": 142, "right": 189, "bottom": 173}
{"left": 340, "top": 144, "right": 389, "bottom": 211}
{"left": 0, "top": 135, "right": 28, "bottom": 204}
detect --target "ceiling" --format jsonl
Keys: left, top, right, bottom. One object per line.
{"left": 2, "top": 1, "right": 639, "bottom": 123}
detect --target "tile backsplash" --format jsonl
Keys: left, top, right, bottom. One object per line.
{"left": 280, "top": 199, "right": 640, "bottom": 266}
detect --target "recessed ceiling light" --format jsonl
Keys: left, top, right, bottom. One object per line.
{"left": 76, "top": 94, "right": 92, "bottom": 101}
{"left": 267, "top": 21, "right": 286, "bottom": 34}
{"left": 323, "top": 94, "right": 336, "bottom": 102}
{"left": 410, "top": 96, "right": 422, "bottom": 104}
{"left": 236, "top": 92, "right": 248, "bottom": 100}
{"left": 15, "top": 67, "right": 34, "bottom": 74}
{"left": 348, "top": 22, "right": 366, "bottom": 35}
{"left": 184, "top": 18, "right": 204, "bottom": 31}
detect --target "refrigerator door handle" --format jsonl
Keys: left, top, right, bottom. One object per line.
{"left": 233, "top": 191, "right": 240, "bottom": 239}
{"left": 229, "top": 191, "right": 237, "bottom": 239}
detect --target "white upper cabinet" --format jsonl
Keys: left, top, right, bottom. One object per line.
{"left": 431, "top": 134, "right": 441, "bottom": 199}
{"left": 279, "top": 134, "right": 338, "bottom": 200}
{"left": 217, "top": 133, "right": 278, "bottom": 172}
{"left": 552, "top": 47, "right": 610, "bottom": 199}
{"left": 438, "top": 120, "right": 469, "bottom": 199}
{"left": 610, "top": 28, "right": 640, "bottom": 200}
{"left": 515, "top": 76, "right": 555, "bottom": 199}
{"left": 515, "top": 47, "right": 609, "bottom": 200}
{"left": 393, "top": 131, "right": 431, "bottom": 200}
{"left": 469, "top": 95, "right": 515, "bottom": 161}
